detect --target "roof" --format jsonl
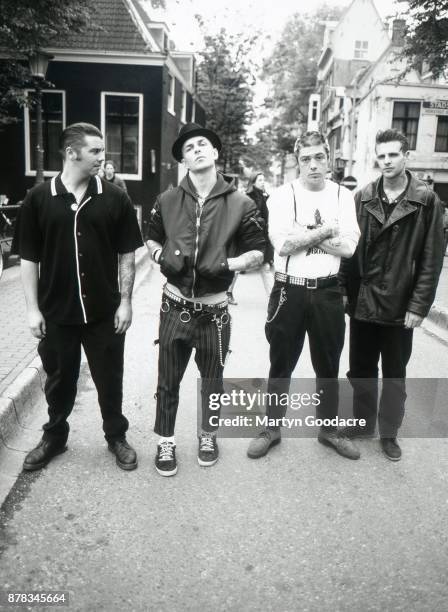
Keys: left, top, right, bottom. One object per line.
{"left": 49, "top": 0, "right": 150, "bottom": 53}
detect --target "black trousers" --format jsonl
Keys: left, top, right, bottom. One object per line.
{"left": 154, "top": 303, "right": 231, "bottom": 437}
{"left": 38, "top": 317, "right": 128, "bottom": 444}
{"left": 265, "top": 280, "right": 345, "bottom": 429}
{"left": 348, "top": 318, "right": 413, "bottom": 438}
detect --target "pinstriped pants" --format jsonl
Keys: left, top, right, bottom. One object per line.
{"left": 154, "top": 304, "right": 231, "bottom": 437}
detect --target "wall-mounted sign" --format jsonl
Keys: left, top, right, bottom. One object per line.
{"left": 422, "top": 100, "right": 448, "bottom": 116}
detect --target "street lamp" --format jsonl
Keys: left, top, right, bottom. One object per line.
{"left": 29, "top": 51, "right": 53, "bottom": 185}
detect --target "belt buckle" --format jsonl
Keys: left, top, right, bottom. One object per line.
{"left": 193, "top": 302, "right": 202, "bottom": 312}
{"left": 306, "top": 278, "right": 317, "bottom": 289}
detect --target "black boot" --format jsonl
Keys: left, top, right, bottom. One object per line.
{"left": 23, "top": 438, "right": 67, "bottom": 471}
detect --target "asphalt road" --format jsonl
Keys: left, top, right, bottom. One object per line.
{"left": 0, "top": 266, "right": 447, "bottom": 612}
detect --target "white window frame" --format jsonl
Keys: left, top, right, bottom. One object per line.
{"left": 24, "top": 89, "right": 66, "bottom": 177}
{"left": 101, "top": 91, "right": 143, "bottom": 181}
{"left": 167, "top": 73, "right": 175, "bottom": 116}
{"left": 180, "top": 88, "right": 187, "bottom": 124}
{"left": 354, "top": 40, "right": 368, "bottom": 59}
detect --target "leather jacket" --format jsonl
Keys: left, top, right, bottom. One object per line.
{"left": 340, "top": 171, "right": 444, "bottom": 325}
{"left": 148, "top": 173, "right": 266, "bottom": 298}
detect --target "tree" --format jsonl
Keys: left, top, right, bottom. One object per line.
{"left": 397, "top": 0, "right": 448, "bottom": 79}
{"left": 262, "top": 5, "right": 343, "bottom": 164}
{"left": 195, "top": 24, "right": 257, "bottom": 174}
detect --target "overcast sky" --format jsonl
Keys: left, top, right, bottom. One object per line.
{"left": 159, "top": 0, "right": 402, "bottom": 52}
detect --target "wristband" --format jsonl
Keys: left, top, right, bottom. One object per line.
{"left": 152, "top": 248, "right": 161, "bottom": 263}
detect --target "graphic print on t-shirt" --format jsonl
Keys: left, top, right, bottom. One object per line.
{"left": 306, "top": 208, "right": 326, "bottom": 256}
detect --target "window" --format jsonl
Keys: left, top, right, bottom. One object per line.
{"left": 25, "top": 90, "right": 65, "bottom": 176}
{"left": 101, "top": 92, "right": 143, "bottom": 179}
{"left": 311, "top": 100, "right": 319, "bottom": 121}
{"left": 180, "top": 88, "right": 187, "bottom": 124}
{"left": 435, "top": 116, "right": 448, "bottom": 152}
{"left": 392, "top": 101, "right": 420, "bottom": 150}
{"left": 354, "top": 40, "right": 368, "bottom": 59}
{"left": 167, "top": 74, "right": 175, "bottom": 115}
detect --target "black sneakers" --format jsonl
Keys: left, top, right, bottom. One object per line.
{"left": 380, "top": 438, "right": 402, "bottom": 461}
{"left": 108, "top": 439, "right": 138, "bottom": 470}
{"left": 198, "top": 432, "right": 219, "bottom": 466}
{"left": 155, "top": 440, "right": 177, "bottom": 476}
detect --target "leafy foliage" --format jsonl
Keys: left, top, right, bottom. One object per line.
{"left": 262, "top": 5, "right": 343, "bottom": 158}
{"left": 195, "top": 24, "right": 257, "bottom": 174}
{"left": 397, "top": 0, "right": 448, "bottom": 79}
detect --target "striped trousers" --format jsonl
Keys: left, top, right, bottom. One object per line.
{"left": 154, "top": 304, "right": 231, "bottom": 437}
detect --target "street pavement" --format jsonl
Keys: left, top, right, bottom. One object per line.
{"left": 0, "top": 262, "right": 448, "bottom": 611}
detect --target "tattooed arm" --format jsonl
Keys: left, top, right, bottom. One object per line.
{"left": 227, "top": 250, "right": 264, "bottom": 272}
{"left": 115, "top": 252, "right": 136, "bottom": 333}
{"left": 278, "top": 222, "right": 338, "bottom": 257}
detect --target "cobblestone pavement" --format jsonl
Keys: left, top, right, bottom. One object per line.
{"left": 0, "top": 265, "right": 37, "bottom": 395}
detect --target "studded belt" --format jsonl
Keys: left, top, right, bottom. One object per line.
{"left": 274, "top": 272, "right": 339, "bottom": 289}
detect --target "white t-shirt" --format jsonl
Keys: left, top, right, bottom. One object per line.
{"left": 268, "top": 179, "right": 360, "bottom": 278}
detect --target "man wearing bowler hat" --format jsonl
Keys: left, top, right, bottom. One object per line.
{"left": 147, "top": 123, "right": 265, "bottom": 476}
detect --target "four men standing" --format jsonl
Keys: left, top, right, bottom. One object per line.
{"left": 14, "top": 122, "right": 445, "bottom": 472}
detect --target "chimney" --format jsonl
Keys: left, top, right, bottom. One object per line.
{"left": 392, "top": 19, "right": 406, "bottom": 46}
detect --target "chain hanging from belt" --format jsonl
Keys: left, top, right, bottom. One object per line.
{"left": 266, "top": 286, "right": 287, "bottom": 323}
{"left": 212, "top": 312, "right": 231, "bottom": 367}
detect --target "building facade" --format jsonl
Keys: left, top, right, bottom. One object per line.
{"left": 0, "top": 0, "right": 205, "bottom": 236}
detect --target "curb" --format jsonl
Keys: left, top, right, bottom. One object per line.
{"left": 427, "top": 303, "right": 448, "bottom": 331}
{"left": 0, "top": 245, "right": 152, "bottom": 450}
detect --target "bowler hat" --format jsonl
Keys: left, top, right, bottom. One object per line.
{"left": 172, "top": 122, "right": 222, "bottom": 162}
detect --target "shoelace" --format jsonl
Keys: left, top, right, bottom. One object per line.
{"left": 199, "top": 434, "right": 215, "bottom": 453}
{"left": 158, "top": 441, "right": 175, "bottom": 461}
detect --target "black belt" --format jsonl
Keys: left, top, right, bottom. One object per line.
{"left": 274, "top": 272, "right": 339, "bottom": 289}
{"left": 162, "top": 291, "right": 228, "bottom": 316}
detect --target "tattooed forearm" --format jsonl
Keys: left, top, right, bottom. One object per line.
{"left": 279, "top": 225, "right": 334, "bottom": 256}
{"left": 318, "top": 237, "right": 355, "bottom": 258}
{"left": 228, "top": 250, "right": 263, "bottom": 272}
{"left": 119, "top": 252, "right": 136, "bottom": 300}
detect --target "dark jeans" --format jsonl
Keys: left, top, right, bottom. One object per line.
{"left": 38, "top": 317, "right": 128, "bottom": 444}
{"left": 154, "top": 303, "right": 231, "bottom": 437}
{"left": 348, "top": 318, "right": 413, "bottom": 438}
{"left": 265, "top": 280, "right": 345, "bottom": 430}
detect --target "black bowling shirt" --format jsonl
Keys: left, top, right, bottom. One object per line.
{"left": 16, "top": 174, "right": 143, "bottom": 324}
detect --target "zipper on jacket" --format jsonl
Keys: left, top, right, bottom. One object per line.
{"left": 191, "top": 196, "right": 205, "bottom": 297}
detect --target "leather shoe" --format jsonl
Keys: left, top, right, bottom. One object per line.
{"left": 318, "top": 429, "right": 360, "bottom": 460}
{"left": 23, "top": 439, "right": 67, "bottom": 471}
{"left": 247, "top": 429, "right": 281, "bottom": 459}
{"left": 339, "top": 424, "right": 375, "bottom": 439}
{"left": 380, "top": 438, "right": 401, "bottom": 461}
{"left": 108, "top": 439, "right": 138, "bottom": 470}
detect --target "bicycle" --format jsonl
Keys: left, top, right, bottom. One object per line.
{"left": 0, "top": 204, "right": 20, "bottom": 279}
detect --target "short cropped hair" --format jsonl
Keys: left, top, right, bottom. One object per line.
{"left": 294, "top": 131, "right": 330, "bottom": 158}
{"left": 375, "top": 129, "right": 409, "bottom": 154}
{"left": 59, "top": 123, "right": 103, "bottom": 157}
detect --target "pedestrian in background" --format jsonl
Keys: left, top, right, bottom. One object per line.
{"left": 104, "top": 159, "right": 128, "bottom": 193}
{"left": 15, "top": 123, "right": 143, "bottom": 472}
{"left": 246, "top": 171, "right": 274, "bottom": 269}
{"left": 340, "top": 128, "right": 444, "bottom": 461}
{"left": 147, "top": 122, "right": 265, "bottom": 477}
{"left": 247, "top": 131, "right": 361, "bottom": 461}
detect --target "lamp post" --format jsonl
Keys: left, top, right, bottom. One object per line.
{"left": 29, "top": 51, "right": 53, "bottom": 185}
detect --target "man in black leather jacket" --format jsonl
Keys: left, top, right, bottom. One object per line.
{"left": 340, "top": 128, "right": 444, "bottom": 461}
{"left": 147, "top": 123, "right": 265, "bottom": 476}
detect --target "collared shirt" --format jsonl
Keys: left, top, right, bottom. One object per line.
{"left": 16, "top": 174, "right": 143, "bottom": 324}
{"left": 268, "top": 179, "right": 360, "bottom": 278}
{"left": 378, "top": 176, "right": 409, "bottom": 220}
